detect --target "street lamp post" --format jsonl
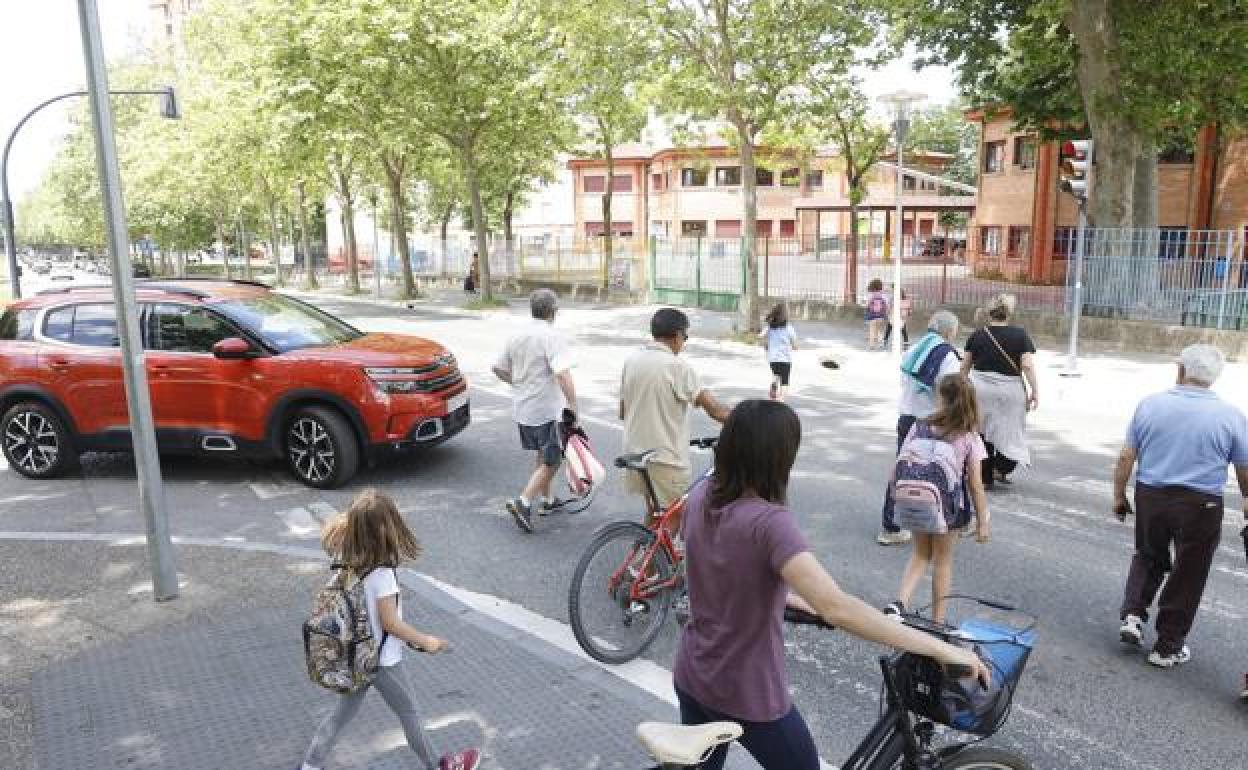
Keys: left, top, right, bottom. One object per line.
{"left": 880, "top": 90, "right": 926, "bottom": 358}
{"left": 76, "top": 0, "right": 179, "bottom": 600}
{"left": 1, "top": 85, "right": 178, "bottom": 299}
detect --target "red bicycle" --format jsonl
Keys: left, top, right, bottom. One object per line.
{"left": 568, "top": 438, "right": 716, "bottom": 664}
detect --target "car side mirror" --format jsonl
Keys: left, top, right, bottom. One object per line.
{"left": 212, "top": 337, "right": 256, "bottom": 360}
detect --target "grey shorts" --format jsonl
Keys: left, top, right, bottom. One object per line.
{"left": 518, "top": 421, "right": 562, "bottom": 467}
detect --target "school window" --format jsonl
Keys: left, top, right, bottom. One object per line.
{"left": 584, "top": 222, "right": 606, "bottom": 237}
{"left": 778, "top": 219, "right": 796, "bottom": 237}
{"left": 583, "top": 175, "right": 605, "bottom": 193}
{"left": 1013, "top": 137, "right": 1037, "bottom": 170}
{"left": 755, "top": 220, "right": 773, "bottom": 237}
{"left": 755, "top": 168, "right": 775, "bottom": 186}
{"left": 1053, "top": 226, "right": 1076, "bottom": 258}
{"left": 681, "top": 220, "right": 708, "bottom": 237}
{"left": 715, "top": 220, "right": 742, "bottom": 238}
{"left": 1159, "top": 227, "right": 1188, "bottom": 259}
{"left": 610, "top": 174, "right": 632, "bottom": 193}
{"left": 651, "top": 173, "right": 665, "bottom": 191}
{"left": 983, "top": 141, "right": 1005, "bottom": 173}
{"left": 715, "top": 166, "right": 742, "bottom": 186}
{"left": 780, "top": 167, "right": 801, "bottom": 187}
{"left": 1007, "top": 226, "right": 1031, "bottom": 258}
{"left": 805, "top": 170, "right": 824, "bottom": 189}
{"left": 681, "top": 167, "right": 708, "bottom": 187}
{"left": 980, "top": 226, "right": 1002, "bottom": 256}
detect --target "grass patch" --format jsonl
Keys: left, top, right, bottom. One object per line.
{"left": 464, "top": 296, "right": 511, "bottom": 311}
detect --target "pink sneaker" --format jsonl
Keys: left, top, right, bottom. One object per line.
{"left": 439, "top": 749, "right": 481, "bottom": 770}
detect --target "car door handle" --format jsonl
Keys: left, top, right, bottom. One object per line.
{"left": 47, "top": 358, "right": 72, "bottom": 372}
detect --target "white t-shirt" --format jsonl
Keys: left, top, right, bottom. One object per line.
{"left": 763, "top": 324, "right": 798, "bottom": 363}
{"left": 363, "top": 568, "right": 404, "bottom": 668}
{"left": 494, "top": 319, "right": 576, "bottom": 426}
{"left": 620, "top": 343, "right": 703, "bottom": 471}
{"left": 898, "top": 350, "right": 961, "bottom": 419}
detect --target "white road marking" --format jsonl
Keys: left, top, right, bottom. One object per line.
{"left": 414, "top": 572, "right": 838, "bottom": 770}
{"left": 306, "top": 501, "right": 340, "bottom": 524}
{"left": 274, "top": 506, "right": 320, "bottom": 538}
{"left": 248, "top": 475, "right": 300, "bottom": 500}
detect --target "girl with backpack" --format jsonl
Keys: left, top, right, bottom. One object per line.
{"left": 864, "top": 279, "right": 889, "bottom": 349}
{"left": 882, "top": 375, "right": 991, "bottom": 623}
{"left": 300, "top": 489, "right": 481, "bottom": 770}
{"left": 761, "top": 302, "right": 798, "bottom": 401}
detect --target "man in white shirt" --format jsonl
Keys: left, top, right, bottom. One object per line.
{"left": 878, "top": 310, "right": 962, "bottom": 545}
{"left": 493, "top": 289, "right": 577, "bottom": 533}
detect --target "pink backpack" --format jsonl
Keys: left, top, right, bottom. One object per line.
{"left": 564, "top": 432, "right": 605, "bottom": 497}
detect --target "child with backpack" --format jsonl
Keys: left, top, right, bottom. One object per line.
{"left": 300, "top": 489, "right": 481, "bottom": 770}
{"left": 883, "top": 288, "right": 912, "bottom": 348}
{"left": 882, "top": 374, "right": 991, "bottom": 623}
{"left": 761, "top": 301, "right": 799, "bottom": 401}
{"left": 864, "top": 279, "right": 890, "bottom": 350}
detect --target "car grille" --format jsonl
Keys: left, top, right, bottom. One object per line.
{"left": 412, "top": 370, "right": 463, "bottom": 393}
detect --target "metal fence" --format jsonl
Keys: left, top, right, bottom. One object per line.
{"left": 1067, "top": 228, "right": 1247, "bottom": 328}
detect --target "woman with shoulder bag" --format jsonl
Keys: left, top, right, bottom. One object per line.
{"left": 960, "top": 293, "right": 1039, "bottom": 488}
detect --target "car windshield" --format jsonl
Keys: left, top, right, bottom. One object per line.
{"left": 212, "top": 293, "right": 363, "bottom": 353}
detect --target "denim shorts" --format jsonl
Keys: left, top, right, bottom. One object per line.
{"left": 518, "top": 421, "right": 562, "bottom": 467}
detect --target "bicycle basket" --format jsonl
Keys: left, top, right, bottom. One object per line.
{"left": 895, "top": 617, "right": 1036, "bottom": 736}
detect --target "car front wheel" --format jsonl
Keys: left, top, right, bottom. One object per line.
{"left": 284, "top": 406, "right": 360, "bottom": 489}
{"left": 2, "top": 402, "right": 79, "bottom": 479}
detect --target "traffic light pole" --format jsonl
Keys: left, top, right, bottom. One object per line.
{"left": 1063, "top": 200, "right": 1089, "bottom": 377}
{"left": 77, "top": 0, "right": 179, "bottom": 600}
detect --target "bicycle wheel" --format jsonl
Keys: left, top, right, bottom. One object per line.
{"left": 568, "top": 521, "right": 675, "bottom": 664}
{"left": 939, "top": 747, "right": 1032, "bottom": 770}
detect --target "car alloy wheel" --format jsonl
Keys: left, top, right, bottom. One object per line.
{"left": 287, "top": 416, "right": 337, "bottom": 484}
{"left": 4, "top": 409, "right": 60, "bottom": 475}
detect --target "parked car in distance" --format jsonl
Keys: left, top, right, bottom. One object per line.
{"left": 920, "top": 236, "right": 967, "bottom": 257}
{"left": 132, "top": 262, "right": 152, "bottom": 278}
{"left": 0, "top": 279, "right": 470, "bottom": 488}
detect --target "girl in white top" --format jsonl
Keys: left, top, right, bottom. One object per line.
{"left": 301, "top": 489, "right": 481, "bottom": 770}
{"left": 762, "top": 302, "right": 799, "bottom": 401}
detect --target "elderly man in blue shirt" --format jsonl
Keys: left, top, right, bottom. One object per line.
{"left": 1113, "top": 344, "right": 1248, "bottom": 676}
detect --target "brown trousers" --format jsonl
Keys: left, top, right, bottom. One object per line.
{"left": 1120, "top": 483, "right": 1224, "bottom": 654}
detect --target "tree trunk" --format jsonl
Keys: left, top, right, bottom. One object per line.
{"left": 733, "top": 118, "right": 760, "bottom": 332}
{"left": 503, "top": 189, "right": 515, "bottom": 279}
{"left": 335, "top": 167, "right": 361, "bottom": 294}
{"left": 295, "top": 181, "right": 318, "bottom": 290}
{"left": 847, "top": 191, "right": 861, "bottom": 301}
{"left": 381, "top": 155, "right": 416, "bottom": 298}
{"left": 601, "top": 126, "right": 615, "bottom": 290}
{"left": 460, "top": 145, "right": 493, "bottom": 301}
{"left": 216, "top": 220, "right": 230, "bottom": 280}
{"left": 1066, "top": 0, "right": 1138, "bottom": 228}
{"left": 240, "top": 214, "right": 252, "bottom": 281}
{"left": 267, "top": 197, "right": 283, "bottom": 287}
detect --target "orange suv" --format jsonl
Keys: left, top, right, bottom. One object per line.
{"left": 0, "top": 279, "right": 469, "bottom": 488}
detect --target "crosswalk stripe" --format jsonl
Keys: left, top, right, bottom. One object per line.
{"left": 306, "top": 501, "right": 339, "bottom": 524}
{"left": 248, "top": 475, "right": 300, "bottom": 500}
{"left": 274, "top": 506, "right": 320, "bottom": 537}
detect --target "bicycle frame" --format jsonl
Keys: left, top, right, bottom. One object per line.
{"left": 606, "top": 493, "right": 685, "bottom": 603}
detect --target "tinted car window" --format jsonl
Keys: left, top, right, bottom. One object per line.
{"left": 42, "top": 304, "right": 119, "bottom": 347}
{"left": 146, "top": 304, "right": 237, "bottom": 353}
{"left": 213, "top": 293, "right": 362, "bottom": 353}
{"left": 0, "top": 308, "right": 37, "bottom": 340}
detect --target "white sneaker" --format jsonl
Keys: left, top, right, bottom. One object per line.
{"left": 876, "top": 530, "right": 912, "bottom": 546}
{"left": 1147, "top": 646, "right": 1191, "bottom": 668}
{"left": 1119, "top": 614, "right": 1144, "bottom": 647}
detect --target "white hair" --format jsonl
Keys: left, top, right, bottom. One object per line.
{"left": 1179, "top": 344, "right": 1224, "bottom": 386}
{"left": 927, "top": 310, "right": 960, "bottom": 339}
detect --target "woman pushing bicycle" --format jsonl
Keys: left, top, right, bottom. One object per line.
{"left": 674, "top": 400, "right": 989, "bottom": 770}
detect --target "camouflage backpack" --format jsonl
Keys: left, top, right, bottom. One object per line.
{"left": 303, "top": 565, "right": 389, "bottom": 694}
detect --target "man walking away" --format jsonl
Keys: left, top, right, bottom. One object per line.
{"left": 878, "top": 310, "right": 962, "bottom": 545}
{"left": 1113, "top": 344, "right": 1248, "bottom": 672}
{"left": 493, "top": 289, "right": 577, "bottom": 533}
{"left": 620, "top": 308, "right": 730, "bottom": 525}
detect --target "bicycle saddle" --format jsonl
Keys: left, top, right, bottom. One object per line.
{"left": 614, "top": 448, "right": 658, "bottom": 470}
{"left": 636, "top": 721, "right": 742, "bottom": 765}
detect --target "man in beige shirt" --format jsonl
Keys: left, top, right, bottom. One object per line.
{"left": 620, "top": 308, "right": 730, "bottom": 523}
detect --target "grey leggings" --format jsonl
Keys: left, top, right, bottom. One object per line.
{"left": 303, "top": 664, "right": 437, "bottom": 769}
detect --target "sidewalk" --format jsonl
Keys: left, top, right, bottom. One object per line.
{"left": 1, "top": 538, "right": 755, "bottom": 770}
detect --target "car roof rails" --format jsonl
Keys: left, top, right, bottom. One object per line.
{"left": 36, "top": 283, "right": 208, "bottom": 299}
{"left": 135, "top": 277, "right": 272, "bottom": 289}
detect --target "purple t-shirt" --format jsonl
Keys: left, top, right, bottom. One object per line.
{"left": 673, "top": 482, "right": 811, "bottom": 722}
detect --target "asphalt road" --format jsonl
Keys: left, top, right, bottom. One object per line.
{"left": 2, "top": 290, "right": 1245, "bottom": 769}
